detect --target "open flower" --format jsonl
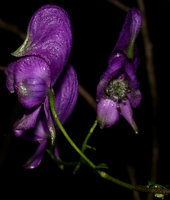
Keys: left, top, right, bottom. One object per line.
{"left": 96, "top": 8, "right": 142, "bottom": 133}
{"left": 14, "top": 65, "right": 78, "bottom": 169}
{"left": 5, "top": 5, "right": 78, "bottom": 168}
{"left": 6, "top": 4, "right": 72, "bottom": 108}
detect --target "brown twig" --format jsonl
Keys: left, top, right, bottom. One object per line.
{"left": 0, "top": 66, "right": 6, "bottom": 71}
{"left": 136, "top": 1, "right": 159, "bottom": 200}
{"left": 79, "top": 85, "right": 96, "bottom": 110}
{"left": 0, "top": 19, "right": 26, "bottom": 40}
{"left": 127, "top": 165, "right": 141, "bottom": 200}
{"left": 106, "top": 0, "right": 130, "bottom": 12}
{"left": 137, "top": 0, "right": 158, "bottom": 111}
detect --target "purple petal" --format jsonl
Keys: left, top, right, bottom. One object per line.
{"left": 54, "top": 145, "right": 64, "bottom": 170}
{"left": 12, "top": 5, "right": 72, "bottom": 85}
{"left": 5, "top": 62, "right": 16, "bottom": 93}
{"left": 14, "top": 106, "right": 41, "bottom": 137}
{"left": 97, "top": 53, "right": 126, "bottom": 100}
{"left": 133, "top": 47, "right": 140, "bottom": 71}
{"left": 24, "top": 140, "right": 47, "bottom": 169}
{"left": 114, "top": 8, "right": 142, "bottom": 54}
{"left": 13, "top": 56, "right": 51, "bottom": 108}
{"left": 97, "top": 98, "right": 119, "bottom": 128}
{"left": 33, "top": 119, "right": 48, "bottom": 142}
{"left": 127, "top": 89, "right": 142, "bottom": 108}
{"left": 125, "top": 59, "right": 139, "bottom": 89}
{"left": 54, "top": 145, "right": 60, "bottom": 160}
{"left": 120, "top": 100, "right": 138, "bottom": 133}
{"left": 54, "top": 64, "right": 78, "bottom": 124}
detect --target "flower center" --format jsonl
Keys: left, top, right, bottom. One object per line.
{"left": 105, "top": 77, "right": 130, "bottom": 101}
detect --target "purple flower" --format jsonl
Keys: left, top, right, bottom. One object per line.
{"left": 14, "top": 65, "right": 78, "bottom": 169}
{"left": 5, "top": 5, "right": 78, "bottom": 168}
{"left": 96, "top": 8, "right": 142, "bottom": 133}
{"left": 12, "top": 4, "right": 72, "bottom": 85}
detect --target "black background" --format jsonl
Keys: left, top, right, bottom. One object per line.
{"left": 0, "top": 0, "right": 170, "bottom": 199}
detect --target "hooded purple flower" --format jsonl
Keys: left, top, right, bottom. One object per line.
{"left": 14, "top": 65, "right": 78, "bottom": 169}
{"left": 5, "top": 5, "right": 78, "bottom": 168}
{"left": 96, "top": 8, "right": 142, "bottom": 133}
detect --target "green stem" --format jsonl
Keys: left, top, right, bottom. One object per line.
{"left": 46, "top": 149, "right": 78, "bottom": 167}
{"left": 74, "top": 120, "right": 98, "bottom": 173}
{"left": 81, "top": 120, "right": 98, "bottom": 153}
{"left": 48, "top": 89, "right": 96, "bottom": 169}
{"left": 48, "top": 89, "right": 170, "bottom": 196}
{"left": 98, "top": 170, "right": 170, "bottom": 195}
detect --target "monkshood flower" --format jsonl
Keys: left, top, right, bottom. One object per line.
{"left": 96, "top": 8, "right": 142, "bottom": 133}
{"left": 14, "top": 65, "right": 78, "bottom": 169}
{"left": 5, "top": 5, "right": 78, "bottom": 168}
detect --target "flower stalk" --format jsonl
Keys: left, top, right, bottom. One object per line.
{"left": 48, "top": 88, "right": 170, "bottom": 197}
{"left": 98, "top": 170, "right": 170, "bottom": 196}
{"left": 48, "top": 89, "right": 96, "bottom": 169}
{"left": 74, "top": 120, "right": 98, "bottom": 173}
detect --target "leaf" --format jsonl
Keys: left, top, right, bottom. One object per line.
{"left": 95, "top": 163, "right": 109, "bottom": 169}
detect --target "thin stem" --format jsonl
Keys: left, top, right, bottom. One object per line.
{"left": 48, "top": 89, "right": 96, "bottom": 169}
{"left": 98, "top": 170, "right": 170, "bottom": 195}
{"left": 74, "top": 120, "right": 98, "bottom": 173}
{"left": 127, "top": 165, "right": 141, "bottom": 200}
{"left": 48, "top": 88, "right": 170, "bottom": 196}
{"left": 137, "top": 0, "right": 158, "bottom": 111}
{"left": 136, "top": 1, "right": 159, "bottom": 200}
{"left": 46, "top": 149, "right": 78, "bottom": 167}
{"left": 82, "top": 120, "right": 98, "bottom": 153}
{"left": 0, "top": 66, "right": 6, "bottom": 71}
{"left": 0, "top": 18, "right": 26, "bottom": 40}
{"left": 78, "top": 84, "right": 96, "bottom": 110}
{"left": 106, "top": 0, "right": 130, "bottom": 12}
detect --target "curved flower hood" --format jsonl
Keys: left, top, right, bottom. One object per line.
{"left": 12, "top": 4, "right": 72, "bottom": 85}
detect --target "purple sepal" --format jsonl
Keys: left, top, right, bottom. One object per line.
{"left": 54, "top": 64, "right": 78, "bottom": 123}
{"left": 97, "top": 98, "right": 119, "bottom": 128}
{"left": 120, "top": 100, "right": 138, "bottom": 133}
{"left": 14, "top": 106, "right": 41, "bottom": 137}
{"left": 24, "top": 140, "right": 48, "bottom": 169}
{"left": 12, "top": 5, "right": 72, "bottom": 84}
{"left": 114, "top": 8, "right": 142, "bottom": 53}
{"left": 6, "top": 56, "right": 51, "bottom": 109}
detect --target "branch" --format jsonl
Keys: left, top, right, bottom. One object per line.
{"left": 137, "top": 0, "right": 158, "bottom": 111}
{"left": 49, "top": 89, "right": 170, "bottom": 197}
{"left": 98, "top": 170, "right": 170, "bottom": 196}
{"left": 0, "top": 19, "right": 26, "bottom": 40}
{"left": 106, "top": 0, "right": 130, "bottom": 12}
{"left": 79, "top": 85, "right": 96, "bottom": 110}
{"left": 136, "top": 1, "right": 159, "bottom": 200}
{"left": 127, "top": 165, "right": 141, "bottom": 200}
{"left": 0, "top": 66, "right": 6, "bottom": 71}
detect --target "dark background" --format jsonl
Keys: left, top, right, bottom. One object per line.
{"left": 0, "top": 0, "right": 170, "bottom": 199}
